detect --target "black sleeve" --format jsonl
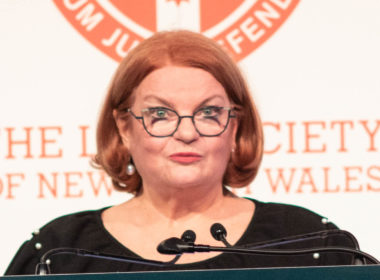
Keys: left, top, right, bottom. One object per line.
{"left": 4, "top": 209, "right": 108, "bottom": 275}
{"left": 5, "top": 233, "right": 45, "bottom": 275}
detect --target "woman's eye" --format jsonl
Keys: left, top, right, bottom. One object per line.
{"left": 203, "top": 108, "right": 212, "bottom": 115}
{"left": 156, "top": 110, "right": 166, "bottom": 117}
{"left": 149, "top": 108, "right": 168, "bottom": 118}
{"left": 200, "top": 107, "right": 221, "bottom": 116}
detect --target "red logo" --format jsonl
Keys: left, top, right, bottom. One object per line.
{"left": 53, "top": 0, "right": 299, "bottom": 61}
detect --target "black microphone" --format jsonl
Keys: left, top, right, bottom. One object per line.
{"left": 157, "top": 233, "right": 380, "bottom": 264}
{"left": 181, "top": 229, "right": 196, "bottom": 243}
{"left": 157, "top": 237, "right": 211, "bottom": 254}
{"left": 157, "top": 237, "right": 190, "bottom": 254}
{"left": 156, "top": 229, "right": 197, "bottom": 257}
{"left": 210, "top": 223, "right": 231, "bottom": 247}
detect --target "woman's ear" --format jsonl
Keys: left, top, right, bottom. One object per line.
{"left": 113, "top": 109, "right": 130, "bottom": 148}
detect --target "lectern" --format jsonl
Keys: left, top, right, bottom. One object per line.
{"left": 2, "top": 265, "right": 380, "bottom": 280}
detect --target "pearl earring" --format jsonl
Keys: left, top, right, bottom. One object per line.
{"left": 126, "top": 162, "right": 135, "bottom": 176}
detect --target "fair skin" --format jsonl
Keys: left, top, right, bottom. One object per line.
{"left": 103, "top": 66, "right": 255, "bottom": 263}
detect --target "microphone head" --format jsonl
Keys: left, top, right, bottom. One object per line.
{"left": 210, "top": 223, "right": 227, "bottom": 241}
{"left": 157, "top": 237, "right": 188, "bottom": 255}
{"left": 181, "top": 230, "right": 196, "bottom": 243}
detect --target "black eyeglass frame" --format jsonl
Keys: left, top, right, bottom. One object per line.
{"left": 126, "top": 106, "right": 237, "bottom": 137}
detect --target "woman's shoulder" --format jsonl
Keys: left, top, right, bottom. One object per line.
{"left": 246, "top": 198, "right": 337, "bottom": 237}
{"left": 5, "top": 207, "right": 110, "bottom": 275}
{"left": 38, "top": 208, "right": 108, "bottom": 235}
{"left": 30, "top": 207, "right": 112, "bottom": 250}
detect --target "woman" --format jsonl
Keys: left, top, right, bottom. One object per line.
{"left": 5, "top": 30, "right": 356, "bottom": 275}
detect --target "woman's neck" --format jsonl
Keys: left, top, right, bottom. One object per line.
{"left": 132, "top": 182, "right": 233, "bottom": 222}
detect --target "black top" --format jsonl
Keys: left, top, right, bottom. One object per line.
{"left": 5, "top": 199, "right": 357, "bottom": 275}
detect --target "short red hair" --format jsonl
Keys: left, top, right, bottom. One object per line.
{"left": 94, "top": 30, "right": 263, "bottom": 194}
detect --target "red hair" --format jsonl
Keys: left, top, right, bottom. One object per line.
{"left": 94, "top": 30, "right": 263, "bottom": 194}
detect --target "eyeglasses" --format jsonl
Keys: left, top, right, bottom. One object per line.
{"left": 126, "top": 106, "right": 236, "bottom": 137}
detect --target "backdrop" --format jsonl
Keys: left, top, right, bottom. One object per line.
{"left": 1, "top": 0, "right": 379, "bottom": 273}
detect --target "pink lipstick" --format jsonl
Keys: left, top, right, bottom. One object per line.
{"left": 169, "top": 153, "right": 202, "bottom": 164}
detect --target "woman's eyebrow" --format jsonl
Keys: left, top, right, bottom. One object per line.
{"left": 196, "top": 95, "right": 226, "bottom": 107}
{"left": 142, "top": 94, "right": 226, "bottom": 109}
{"left": 142, "top": 95, "right": 175, "bottom": 108}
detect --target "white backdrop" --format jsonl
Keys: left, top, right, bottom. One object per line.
{"left": 1, "top": 0, "right": 379, "bottom": 273}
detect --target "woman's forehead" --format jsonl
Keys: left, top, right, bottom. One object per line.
{"left": 132, "top": 66, "right": 229, "bottom": 105}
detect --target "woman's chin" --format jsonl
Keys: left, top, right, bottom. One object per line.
{"left": 165, "top": 172, "right": 218, "bottom": 190}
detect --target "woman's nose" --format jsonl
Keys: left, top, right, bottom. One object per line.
{"left": 173, "top": 117, "right": 199, "bottom": 143}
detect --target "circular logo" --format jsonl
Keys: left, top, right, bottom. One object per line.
{"left": 53, "top": 0, "right": 299, "bottom": 62}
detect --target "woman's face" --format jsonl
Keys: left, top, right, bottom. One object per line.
{"left": 118, "top": 66, "right": 237, "bottom": 192}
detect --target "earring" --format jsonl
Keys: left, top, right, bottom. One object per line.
{"left": 126, "top": 161, "right": 135, "bottom": 176}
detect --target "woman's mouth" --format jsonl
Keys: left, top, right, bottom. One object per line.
{"left": 169, "top": 153, "right": 202, "bottom": 164}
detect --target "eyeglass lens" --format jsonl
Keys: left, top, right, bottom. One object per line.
{"left": 141, "top": 107, "right": 231, "bottom": 136}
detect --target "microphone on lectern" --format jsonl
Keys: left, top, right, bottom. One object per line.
{"left": 157, "top": 237, "right": 211, "bottom": 254}
{"left": 210, "top": 223, "right": 231, "bottom": 247}
{"left": 157, "top": 225, "right": 380, "bottom": 265}
{"left": 181, "top": 229, "right": 196, "bottom": 243}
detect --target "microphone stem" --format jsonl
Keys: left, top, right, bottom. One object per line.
{"left": 36, "top": 248, "right": 180, "bottom": 275}
{"left": 202, "top": 246, "right": 379, "bottom": 264}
